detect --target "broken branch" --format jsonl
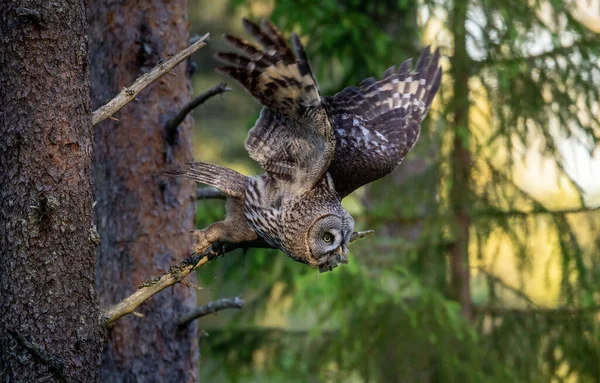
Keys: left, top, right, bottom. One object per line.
{"left": 178, "top": 297, "right": 245, "bottom": 327}
{"left": 92, "top": 33, "right": 210, "bottom": 126}
{"left": 197, "top": 186, "right": 226, "bottom": 200}
{"left": 165, "top": 82, "right": 231, "bottom": 140}
{"left": 101, "top": 251, "right": 214, "bottom": 327}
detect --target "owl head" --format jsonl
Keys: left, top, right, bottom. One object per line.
{"left": 280, "top": 176, "right": 355, "bottom": 272}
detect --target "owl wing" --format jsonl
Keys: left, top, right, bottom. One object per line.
{"left": 216, "top": 19, "right": 335, "bottom": 193}
{"left": 165, "top": 162, "right": 248, "bottom": 199}
{"left": 325, "top": 47, "right": 442, "bottom": 198}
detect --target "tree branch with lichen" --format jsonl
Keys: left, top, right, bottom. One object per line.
{"left": 101, "top": 231, "right": 373, "bottom": 326}
{"left": 92, "top": 33, "right": 210, "bottom": 126}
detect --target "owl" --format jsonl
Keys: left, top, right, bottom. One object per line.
{"left": 171, "top": 19, "right": 441, "bottom": 272}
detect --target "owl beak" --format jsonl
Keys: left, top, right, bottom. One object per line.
{"left": 318, "top": 246, "right": 349, "bottom": 273}
{"left": 339, "top": 245, "right": 349, "bottom": 265}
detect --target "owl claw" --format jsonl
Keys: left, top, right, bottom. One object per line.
{"left": 192, "top": 230, "right": 218, "bottom": 256}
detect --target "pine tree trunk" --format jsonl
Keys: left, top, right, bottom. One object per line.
{"left": 0, "top": 1, "right": 104, "bottom": 381}
{"left": 88, "top": 1, "right": 198, "bottom": 381}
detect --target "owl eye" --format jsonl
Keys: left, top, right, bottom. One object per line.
{"left": 323, "top": 233, "right": 333, "bottom": 243}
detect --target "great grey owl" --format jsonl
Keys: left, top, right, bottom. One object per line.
{"left": 171, "top": 18, "right": 441, "bottom": 272}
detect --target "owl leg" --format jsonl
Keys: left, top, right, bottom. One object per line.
{"left": 192, "top": 220, "right": 258, "bottom": 254}
{"left": 192, "top": 198, "right": 258, "bottom": 254}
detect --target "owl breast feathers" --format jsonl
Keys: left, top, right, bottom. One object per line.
{"left": 172, "top": 18, "right": 442, "bottom": 272}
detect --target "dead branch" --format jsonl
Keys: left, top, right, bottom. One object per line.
{"left": 92, "top": 33, "right": 210, "bottom": 126}
{"left": 178, "top": 297, "right": 244, "bottom": 327}
{"left": 165, "top": 82, "right": 231, "bottom": 141}
{"left": 6, "top": 327, "right": 68, "bottom": 382}
{"left": 197, "top": 187, "right": 226, "bottom": 200}
{"left": 101, "top": 230, "right": 373, "bottom": 326}
{"left": 350, "top": 230, "right": 374, "bottom": 241}
{"left": 101, "top": 250, "right": 215, "bottom": 327}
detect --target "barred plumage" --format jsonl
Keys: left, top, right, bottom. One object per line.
{"left": 325, "top": 46, "right": 442, "bottom": 197}
{"left": 216, "top": 19, "right": 322, "bottom": 114}
{"left": 243, "top": 176, "right": 284, "bottom": 250}
{"left": 216, "top": 18, "right": 335, "bottom": 194}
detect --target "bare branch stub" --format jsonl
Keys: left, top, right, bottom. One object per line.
{"left": 350, "top": 230, "right": 374, "bottom": 242}
{"left": 101, "top": 230, "right": 373, "bottom": 326}
{"left": 197, "top": 186, "right": 226, "bottom": 200}
{"left": 91, "top": 32, "right": 210, "bottom": 126}
{"left": 178, "top": 297, "right": 245, "bottom": 327}
{"left": 165, "top": 82, "right": 232, "bottom": 143}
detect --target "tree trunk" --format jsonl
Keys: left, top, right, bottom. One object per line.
{"left": 88, "top": 1, "right": 198, "bottom": 381}
{"left": 0, "top": 1, "right": 103, "bottom": 381}
{"left": 449, "top": 0, "right": 473, "bottom": 321}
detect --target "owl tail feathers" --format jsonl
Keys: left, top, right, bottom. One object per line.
{"left": 214, "top": 18, "right": 321, "bottom": 116}
{"left": 164, "top": 162, "right": 248, "bottom": 199}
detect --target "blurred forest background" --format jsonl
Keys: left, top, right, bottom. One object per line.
{"left": 185, "top": 0, "right": 600, "bottom": 381}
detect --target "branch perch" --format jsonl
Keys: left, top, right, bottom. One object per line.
{"left": 101, "top": 230, "right": 373, "bottom": 326}
{"left": 178, "top": 297, "right": 245, "bottom": 327}
{"left": 92, "top": 33, "right": 210, "bottom": 126}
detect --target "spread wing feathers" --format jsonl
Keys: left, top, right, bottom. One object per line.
{"left": 165, "top": 162, "right": 248, "bottom": 199}
{"left": 215, "top": 18, "right": 321, "bottom": 116}
{"left": 325, "top": 47, "right": 442, "bottom": 198}
{"left": 244, "top": 108, "right": 296, "bottom": 181}
{"left": 244, "top": 108, "right": 333, "bottom": 194}
{"left": 216, "top": 18, "right": 336, "bottom": 192}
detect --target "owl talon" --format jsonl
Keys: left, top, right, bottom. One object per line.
{"left": 192, "top": 230, "right": 216, "bottom": 256}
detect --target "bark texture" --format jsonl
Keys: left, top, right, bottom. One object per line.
{"left": 88, "top": 1, "right": 198, "bottom": 381}
{"left": 0, "top": 1, "right": 103, "bottom": 381}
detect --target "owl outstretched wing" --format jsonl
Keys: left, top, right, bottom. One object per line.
{"left": 215, "top": 19, "right": 335, "bottom": 193}
{"left": 325, "top": 47, "right": 442, "bottom": 198}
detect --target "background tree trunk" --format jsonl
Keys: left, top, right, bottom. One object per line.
{"left": 449, "top": 0, "right": 473, "bottom": 321}
{"left": 88, "top": 1, "right": 198, "bottom": 381}
{"left": 0, "top": 1, "right": 103, "bottom": 381}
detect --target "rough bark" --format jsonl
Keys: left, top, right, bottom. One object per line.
{"left": 449, "top": 0, "right": 474, "bottom": 321}
{"left": 0, "top": 1, "right": 103, "bottom": 381}
{"left": 88, "top": 1, "right": 198, "bottom": 381}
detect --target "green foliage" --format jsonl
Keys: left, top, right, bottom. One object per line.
{"left": 190, "top": 0, "right": 600, "bottom": 381}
